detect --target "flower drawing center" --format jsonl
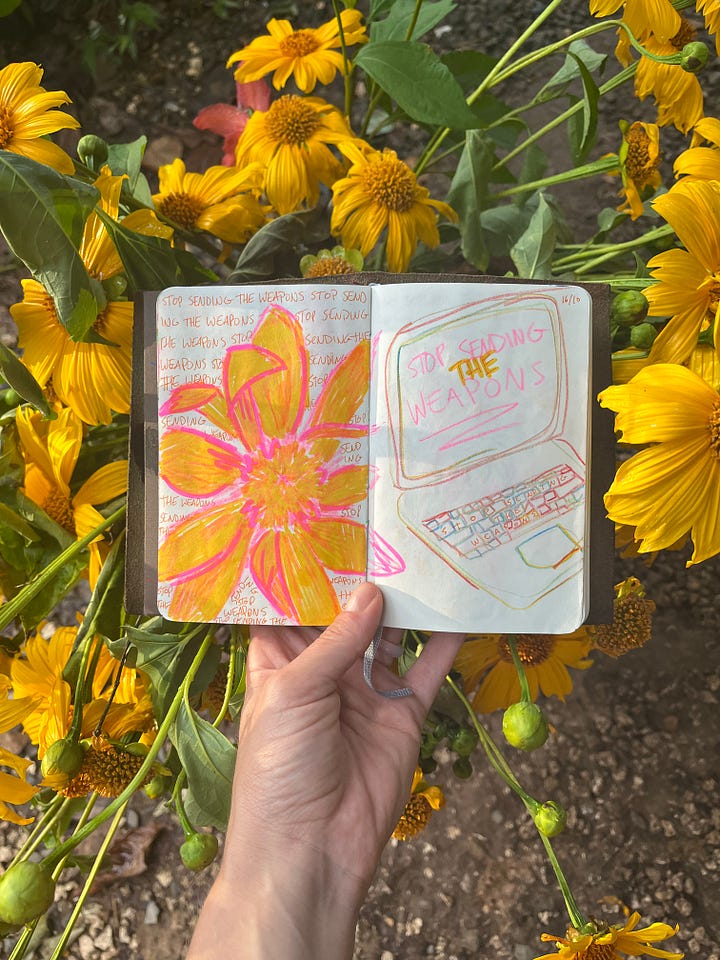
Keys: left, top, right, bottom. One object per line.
{"left": 499, "top": 634, "right": 554, "bottom": 665}
{"left": 265, "top": 95, "right": 321, "bottom": 145}
{"left": 708, "top": 400, "right": 720, "bottom": 458}
{"left": 279, "top": 30, "right": 320, "bottom": 58}
{"left": 0, "top": 104, "right": 14, "bottom": 149}
{"left": 625, "top": 127, "right": 656, "bottom": 185}
{"left": 243, "top": 439, "right": 321, "bottom": 528}
{"left": 156, "top": 192, "right": 205, "bottom": 231}
{"left": 362, "top": 154, "right": 417, "bottom": 212}
{"left": 42, "top": 488, "right": 76, "bottom": 536}
{"left": 670, "top": 18, "right": 695, "bottom": 49}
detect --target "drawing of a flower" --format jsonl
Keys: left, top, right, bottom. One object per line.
{"left": 158, "top": 304, "right": 370, "bottom": 624}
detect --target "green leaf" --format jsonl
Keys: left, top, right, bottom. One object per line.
{"left": 446, "top": 130, "right": 495, "bottom": 270}
{"left": 96, "top": 210, "right": 215, "bottom": 292}
{"left": 0, "top": 502, "right": 39, "bottom": 543}
{"left": 0, "top": 0, "right": 21, "bottom": 15}
{"left": 509, "top": 193, "right": 557, "bottom": 280}
{"left": 172, "top": 700, "right": 236, "bottom": 831}
{"left": 123, "top": 624, "right": 195, "bottom": 713}
{"left": 0, "top": 151, "right": 102, "bottom": 340}
{"left": 566, "top": 54, "right": 599, "bottom": 165}
{"left": 0, "top": 343, "right": 54, "bottom": 418}
{"left": 229, "top": 208, "right": 329, "bottom": 281}
{"left": 371, "top": 0, "right": 455, "bottom": 41}
{"left": 107, "top": 136, "right": 153, "bottom": 206}
{"left": 533, "top": 39, "right": 607, "bottom": 105}
{"left": 517, "top": 143, "right": 548, "bottom": 202}
{"left": 355, "top": 41, "right": 479, "bottom": 129}
{"left": 369, "top": 0, "right": 395, "bottom": 20}
{"left": 441, "top": 49, "right": 497, "bottom": 91}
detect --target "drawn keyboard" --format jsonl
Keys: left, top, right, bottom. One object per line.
{"left": 422, "top": 463, "right": 584, "bottom": 560}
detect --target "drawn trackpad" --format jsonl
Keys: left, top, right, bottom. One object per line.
{"left": 516, "top": 525, "right": 581, "bottom": 569}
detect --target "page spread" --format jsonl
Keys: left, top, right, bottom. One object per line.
{"left": 152, "top": 280, "right": 593, "bottom": 631}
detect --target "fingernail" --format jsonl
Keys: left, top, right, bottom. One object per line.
{"left": 343, "top": 582, "right": 377, "bottom": 613}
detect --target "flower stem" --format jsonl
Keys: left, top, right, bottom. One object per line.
{"left": 507, "top": 637, "right": 532, "bottom": 704}
{"left": 538, "top": 832, "right": 588, "bottom": 930}
{"left": 9, "top": 795, "right": 69, "bottom": 867}
{"left": 47, "top": 801, "right": 129, "bottom": 960}
{"left": 330, "top": 0, "right": 354, "bottom": 118}
{"left": 552, "top": 224, "right": 674, "bottom": 275}
{"left": 492, "top": 155, "right": 619, "bottom": 200}
{"left": 0, "top": 504, "right": 126, "bottom": 633}
{"left": 42, "top": 627, "right": 215, "bottom": 871}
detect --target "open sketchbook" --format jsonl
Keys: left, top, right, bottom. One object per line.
{"left": 126, "top": 275, "right": 614, "bottom": 633}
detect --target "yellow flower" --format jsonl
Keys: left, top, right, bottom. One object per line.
{"left": 0, "top": 746, "right": 39, "bottom": 826}
{"left": 0, "top": 61, "right": 79, "bottom": 174}
{"left": 535, "top": 911, "right": 683, "bottom": 960}
{"left": 643, "top": 178, "right": 720, "bottom": 364}
{"left": 15, "top": 405, "right": 127, "bottom": 588}
{"left": 234, "top": 95, "right": 355, "bottom": 215}
{"left": 674, "top": 117, "right": 720, "bottom": 181}
{"left": 697, "top": 0, "right": 720, "bottom": 54}
{"left": 589, "top": 0, "right": 680, "bottom": 46}
{"left": 588, "top": 577, "right": 656, "bottom": 657}
{"left": 632, "top": 22, "right": 703, "bottom": 134}
{"left": 391, "top": 767, "right": 444, "bottom": 841}
{"left": 687, "top": 341, "right": 720, "bottom": 390}
{"left": 612, "top": 347, "right": 652, "bottom": 383}
{"left": 227, "top": 11, "right": 368, "bottom": 93}
{"left": 152, "top": 158, "right": 266, "bottom": 244}
{"left": 158, "top": 304, "right": 370, "bottom": 624}
{"left": 331, "top": 145, "right": 457, "bottom": 273}
{"left": 454, "top": 634, "right": 592, "bottom": 713}
{"left": 599, "top": 363, "right": 720, "bottom": 564}
{"left": 12, "top": 168, "right": 171, "bottom": 424}
{"left": 615, "top": 121, "right": 661, "bottom": 219}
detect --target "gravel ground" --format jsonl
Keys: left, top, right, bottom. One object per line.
{"left": 1, "top": 1, "right": 719, "bottom": 958}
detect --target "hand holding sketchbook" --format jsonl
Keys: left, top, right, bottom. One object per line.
{"left": 131, "top": 276, "right": 613, "bottom": 633}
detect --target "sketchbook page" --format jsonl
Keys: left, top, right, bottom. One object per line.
{"left": 155, "top": 284, "right": 371, "bottom": 625}
{"left": 367, "top": 281, "right": 592, "bottom": 634}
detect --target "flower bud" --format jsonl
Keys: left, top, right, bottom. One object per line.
{"left": 0, "top": 861, "right": 56, "bottom": 926}
{"left": 102, "top": 275, "right": 128, "bottom": 301}
{"left": 452, "top": 756, "right": 473, "bottom": 779}
{"left": 533, "top": 800, "right": 567, "bottom": 837}
{"left": 502, "top": 701, "right": 549, "bottom": 751}
{"left": 630, "top": 322, "right": 658, "bottom": 349}
{"left": 180, "top": 833, "right": 219, "bottom": 872}
{"left": 419, "top": 756, "right": 438, "bottom": 775}
{"left": 681, "top": 41, "right": 709, "bottom": 74}
{"left": 450, "top": 727, "right": 479, "bottom": 758}
{"left": 76, "top": 134, "right": 109, "bottom": 168}
{"left": 40, "top": 739, "right": 86, "bottom": 788}
{"left": 144, "top": 774, "right": 172, "bottom": 800}
{"left": 611, "top": 291, "right": 649, "bottom": 327}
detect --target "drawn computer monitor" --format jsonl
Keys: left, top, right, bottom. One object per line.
{"left": 383, "top": 289, "right": 591, "bottom": 610}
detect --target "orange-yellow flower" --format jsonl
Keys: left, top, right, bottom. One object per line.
{"left": 157, "top": 304, "right": 370, "bottom": 624}
{"left": 12, "top": 168, "right": 172, "bottom": 424}
{"left": 152, "top": 158, "right": 266, "bottom": 244}
{"left": 15, "top": 405, "right": 127, "bottom": 588}
{"left": 599, "top": 363, "right": 720, "bottom": 564}
{"left": 331, "top": 144, "right": 457, "bottom": 273}
{"left": 227, "top": 11, "right": 368, "bottom": 93}
{"left": 632, "top": 22, "right": 703, "bottom": 134}
{"left": 454, "top": 634, "right": 592, "bottom": 713}
{"left": 535, "top": 910, "right": 682, "bottom": 960}
{"left": 697, "top": 0, "right": 720, "bottom": 54}
{"left": 589, "top": 0, "right": 680, "bottom": 46}
{"left": 674, "top": 116, "right": 720, "bottom": 181}
{"left": 392, "top": 767, "right": 444, "bottom": 841}
{"left": 615, "top": 121, "right": 661, "bottom": 219}
{"left": 0, "top": 745, "right": 38, "bottom": 825}
{"left": 234, "top": 94, "right": 355, "bottom": 214}
{"left": 0, "top": 61, "right": 79, "bottom": 174}
{"left": 643, "top": 178, "right": 720, "bottom": 364}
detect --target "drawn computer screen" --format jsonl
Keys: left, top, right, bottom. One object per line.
{"left": 386, "top": 294, "right": 566, "bottom": 488}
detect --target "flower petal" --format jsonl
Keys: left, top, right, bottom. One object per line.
{"left": 160, "top": 428, "right": 245, "bottom": 497}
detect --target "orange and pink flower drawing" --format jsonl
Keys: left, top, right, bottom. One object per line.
{"left": 157, "top": 304, "right": 371, "bottom": 624}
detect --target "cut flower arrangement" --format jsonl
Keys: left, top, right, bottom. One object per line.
{"left": 0, "top": 0, "right": 717, "bottom": 955}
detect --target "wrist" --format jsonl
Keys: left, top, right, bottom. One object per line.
{"left": 187, "top": 834, "right": 368, "bottom": 960}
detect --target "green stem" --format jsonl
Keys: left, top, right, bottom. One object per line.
{"left": 539, "top": 832, "right": 588, "bottom": 930}
{"left": 43, "top": 627, "right": 215, "bottom": 871}
{"left": 48, "top": 802, "right": 129, "bottom": 960}
{"left": 329, "top": 0, "right": 353, "bottom": 117}
{"left": 214, "top": 632, "right": 239, "bottom": 726}
{"left": 404, "top": 0, "right": 424, "bottom": 41}
{"left": 0, "top": 504, "right": 126, "bottom": 633}
{"left": 553, "top": 225, "right": 674, "bottom": 275}
{"left": 507, "top": 637, "right": 532, "bottom": 704}
{"left": 493, "top": 155, "right": 619, "bottom": 200}
{"left": 9, "top": 795, "right": 69, "bottom": 867}
{"left": 492, "top": 63, "right": 637, "bottom": 173}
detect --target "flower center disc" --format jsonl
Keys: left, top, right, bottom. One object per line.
{"left": 279, "top": 30, "right": 320, "bottom": 58}
{"left": 671, "top": 18, "right": 695, "bottom": 49}
{"left": 0, "top": 104, "right": 14, "bottom": 149}
{"left": 583, "top": 942, "right": 618, "bottom": 960}
{"left": 265, "top": 96, "right": 321, "bottom": 145}
{"left": 362, "top": 154, "right": 418, "bottom": 212}
{"left": 499, "top": 634, "right": 554, "bottom": 665}
{"left": 42, "top": 488, "right": 76, "bottom": 536}
{"left": 708, "top": 400, "right": 720, "bottom": 458}
{"left": 157, "top": 192, "right": 205, "bottom": 231}
{"left": 625, "top": 127, "right": 655, "bottom": 185}
{"left": 242, "top": 440, "right": 321, "bottom": 529}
